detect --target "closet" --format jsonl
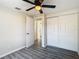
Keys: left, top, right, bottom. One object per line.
{"left": 47, "top": 13, "right": 79, "bottom": 52}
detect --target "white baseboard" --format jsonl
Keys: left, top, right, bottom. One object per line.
{"left": 0, "top": 46, "right": 25, "bottom": 58}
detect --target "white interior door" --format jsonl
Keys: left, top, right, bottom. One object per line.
{"left": 26, "top": 16, "right": 34, "bottom": 48}
{"left": 47, "top": 17, "right": 59, "bottom": 47}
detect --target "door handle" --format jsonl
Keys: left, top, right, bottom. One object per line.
{"left": 27, "top": 33, "right": 29, "bottom": 35}
{"left": 40, "top": 36, "right": 42, "bottom": 38}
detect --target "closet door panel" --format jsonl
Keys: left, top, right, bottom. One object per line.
{"left": 47, "top": 17, "right": 59, "bottom": 47}
{"left": 59, "top": 14, "right": 78, "bottom": 51}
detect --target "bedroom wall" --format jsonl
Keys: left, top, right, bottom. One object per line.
{"left": 0, "top": 8, "right": 26, "bottom": 58}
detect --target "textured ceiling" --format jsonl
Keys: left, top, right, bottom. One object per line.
{"left": 0, "top": 0, "right": 79, "bottom": 16}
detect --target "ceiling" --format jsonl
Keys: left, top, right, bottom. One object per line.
{"left": 0, "top": 0, "right": 79, "bottom": 16}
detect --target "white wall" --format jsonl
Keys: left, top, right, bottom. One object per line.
{"left": 0, "top": 8, "right": 26, "bottom": 57}
{"left": 25, "top": 16, "right": 34, "bottom": 48}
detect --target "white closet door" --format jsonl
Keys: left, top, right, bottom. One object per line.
{"left": 59, "top": 14, "right": 78, "bottom": 51}
{"left": 47, "top": 17, "right": 59, "bottom": 47}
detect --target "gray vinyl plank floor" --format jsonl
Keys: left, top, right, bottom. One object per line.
{"left": 0, "top": 46, "right": 79, "bottom": 59}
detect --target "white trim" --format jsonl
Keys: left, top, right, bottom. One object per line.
{"left": 0, "top": 46, "right": 25, "bottom": 58}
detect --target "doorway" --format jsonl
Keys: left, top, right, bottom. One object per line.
{"left": 34, "top": 19, "right": 42, "bottom": 48}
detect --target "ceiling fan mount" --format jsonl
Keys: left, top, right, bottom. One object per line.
{"left": 23, "top": 0, "right": 56, "bottom": 14}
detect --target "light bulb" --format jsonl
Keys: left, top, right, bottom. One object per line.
{"left": 35, "top": 6, "right": 41, "bottom": 11}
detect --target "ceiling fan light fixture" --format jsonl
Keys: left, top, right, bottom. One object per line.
{"left": 23, "top": 0, "right": 56, "bottom": 14}
{"left": 35, "top": 6, "right": 41, "bottom": 11}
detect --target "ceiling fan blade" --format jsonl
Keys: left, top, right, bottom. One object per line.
{"left": 42, "top": 5, "right": 56, "bottom": 8}
{"left": 26, "top": 6, "right": 35, "bottom": 11}
{"left": 34, "top": 0, "right": 39, "bottom": 3}
{"left": 34, "top": 0, "right": 44, "bottom": 5}
{"left": 39, "top": 9, "right": 43, "bottom": 14}
{"left": 23, "top": 0, "right": 35, "bottom": 5}
{"left": 39, "top": 0, "right": 44, "bottom": 4}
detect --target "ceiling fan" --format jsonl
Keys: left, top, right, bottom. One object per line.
{"left": 23, "top": 0, "right": 56, "bottom": 14}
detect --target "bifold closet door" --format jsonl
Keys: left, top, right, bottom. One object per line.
{"left": 47, "top": 14, "right": 78, "bottom": 52}
{"left": 47, "top": 17, "right": 59, "bottom": 47}
{"left": 58, "top": 14, "right": 78, "bottom": 51}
